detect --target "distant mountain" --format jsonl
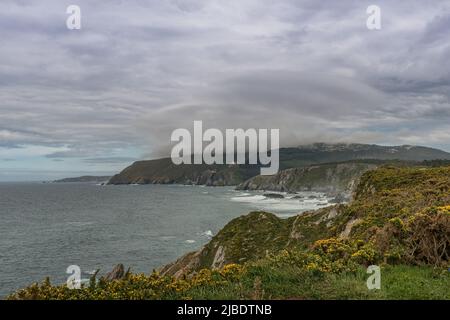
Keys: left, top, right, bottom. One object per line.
{"left": 278, "top": 143, "right": 450, "bottom": 168}
{"left": 108, "top": 143, "right": 450, "bottom": 186}
{"left": 54, "top": 176, "right": 111, "bottom": 183}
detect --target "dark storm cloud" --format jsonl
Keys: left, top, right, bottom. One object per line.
{"left": 1, "top": 0, "right": 450, "bottom": 167}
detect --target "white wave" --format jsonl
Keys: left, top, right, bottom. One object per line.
{"left": 83, "top": 270, "right": 98, "bottom": 275}
{"left": 230, "top": 195, "right": 266, "bottom": 203}
{"left": 185, "top": 239, "right": 196, "bottom": 244}
{"left": 203, "top": 230, "right": 213, "bottom": 238}
{"left": 235, "top": 192, "right": 251, "bottom": 197}
{"left": 228, "top": 190, "right": 332, "bottom": 216}
{"left": 258, "top": 201, "right": 313, "bottom": 212}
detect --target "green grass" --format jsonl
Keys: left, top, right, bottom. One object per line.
{"left": 9, "top": 258, "right": 449, "bottom": 300}
{"left": 185, "top": 264, "right": 450, "bottom": 300}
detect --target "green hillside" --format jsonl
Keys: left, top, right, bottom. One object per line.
{"left": 107, "top": 143, "right": 450, "bottom": 186}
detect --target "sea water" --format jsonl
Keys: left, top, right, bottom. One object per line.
{"left": 0, "top": 182, "right": 331, "bottom": 297}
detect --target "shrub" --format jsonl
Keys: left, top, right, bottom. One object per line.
{"left": 405, "top": 207, "right": 450, "bottom": 266}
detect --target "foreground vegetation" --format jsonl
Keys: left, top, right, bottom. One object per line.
{"left": 8, "top": 253, "right": 449, "bottom": 300}
{"left": 8, "top": 165, "right": 450, "bottom": 300}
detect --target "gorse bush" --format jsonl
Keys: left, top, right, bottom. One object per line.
{"left": 8, "top": 250, "right": 450, "bottom": 300}
{"left": 5, "top": 247, "right": 363, "bottom": 300}
{"left": 405, "top": 206, "right": 450, "bottom": 265}
{"left": 368, "top": 206, "right": 450, "bottom": 266}
{"left": 8, "top": 264, "right": 246, "bottom": 300}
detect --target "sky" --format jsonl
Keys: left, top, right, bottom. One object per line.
{"left": 1, "top": 0, "right": 450, "bottom": 181}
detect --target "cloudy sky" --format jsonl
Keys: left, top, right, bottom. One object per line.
{"left": 1, "top": 0, "right": 450, "bottom": 180}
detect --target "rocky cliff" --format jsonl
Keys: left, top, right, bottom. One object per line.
{"left": 236, "top": 162, "right": 377, "bottom": 195}
{"left": 107, "top": 143, "right": 450, "bottom": 186}
{"left": 107, "top": 158, "right": 260, "bottom": 186}
{"left": 160, "top": 165, "right": 450, "bottom": 277}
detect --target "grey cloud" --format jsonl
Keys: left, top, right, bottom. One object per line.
{"left": 1, "top": 0, "right": 450, "bottom": 169}
{"left": 421, "top": 13, "right": 450, "bottom": 45}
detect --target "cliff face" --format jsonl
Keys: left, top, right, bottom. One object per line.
{"left": 108, "top": 158, "right": 260, "bottom": 186}
{"left": 107, "top": 144, "right": 450, "bottom": 186}
{"left": 160, "top": 165, "right": 450, "bottom": 277}
{"left": 236, "top": 162, "right": 377, "bottom": 195}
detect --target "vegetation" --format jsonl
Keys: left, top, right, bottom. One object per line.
{"left": 8, "top": 165, "right": 450, "bottom": 300}
{"left": 8, "top": 251, "right": 449, "bottom": 300}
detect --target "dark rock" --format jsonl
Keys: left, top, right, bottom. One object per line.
{"left": 103, "top": 264, "right": 125, "bottom": 281}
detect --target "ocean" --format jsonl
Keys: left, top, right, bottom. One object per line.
{"left": 0, "top": 182, "right": 331, "bottom": 297}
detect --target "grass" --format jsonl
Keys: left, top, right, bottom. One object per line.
{"left": 9, "top": 255, "right": 449, "bottom": 300}
{"left": 184, "top": 264, "right": 450, "bottom": 300}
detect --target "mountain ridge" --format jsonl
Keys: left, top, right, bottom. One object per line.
{"left": 108, "top": 143, "right": 450, "bottom": 186}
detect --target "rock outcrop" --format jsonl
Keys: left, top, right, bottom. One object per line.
{"left": 237, "top": 162, "right": 377, "bottom": 196}
{"left": 103, "top": 264, "right": 126, "bottom": 281}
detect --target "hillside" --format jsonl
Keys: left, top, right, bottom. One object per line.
{"left": 161, "top": 165, "right": 450, "bottom": 277}
{"left": 9, "top": 165, "right": 450, "bottom": 300}
{"left": 107, "top": 143, "right": 450, "bottom": 186}
{"left": 107, "top": 158, "right": 260, "bottom": 186}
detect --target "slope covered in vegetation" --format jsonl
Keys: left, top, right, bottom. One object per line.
{"left": 107, "top": 143, "right": 450, "bottom": 186}
{"left": 8, "top": 166, "right": 450, "bottom": 300}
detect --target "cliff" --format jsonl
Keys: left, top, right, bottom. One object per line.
{"left": 236, "top": 162, "right": 377, "bottom": 195}
{"left": 107, "top": 158, "right": 260, "bottom": 186}
{"left": 107, "top": 143, "right": 450, "bottom": 186}
{"left": 160, "top": 165, "right": 450, "bottom": 277}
